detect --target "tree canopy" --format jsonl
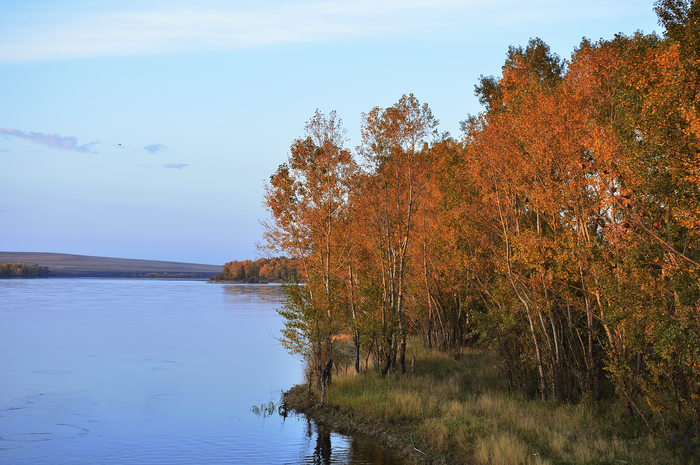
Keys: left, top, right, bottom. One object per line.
{"left": 259, "top": 4, "right": 700, "bottom": 436}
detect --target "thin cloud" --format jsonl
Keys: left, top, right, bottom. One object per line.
{"left": 144, "top": 143, "right": 168, "bottom": 154}
{"left": 0, "top": 0, "right": 479, "bottom": 61}
{"left": 0, "top": 128, "right": 100, "bottom": 153}
{"left": 163, "top": 163, "right": 190, "bottom": 169}
{"left": 0, "top": 1, "right": 653, "bottom": 62}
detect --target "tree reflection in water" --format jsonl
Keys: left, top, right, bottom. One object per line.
{"left": 308, "top": 418, "right": 332, "bottom": 465}
{"left": 299, "top": 417, "right": 407, "bottom": 465}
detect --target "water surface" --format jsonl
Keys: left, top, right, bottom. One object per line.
{"left": 0, "top": 279, "right": 404, "bottom": 464}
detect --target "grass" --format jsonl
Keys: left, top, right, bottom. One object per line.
{"left": 284, "top": 341, "right": 692, "bottom": 464}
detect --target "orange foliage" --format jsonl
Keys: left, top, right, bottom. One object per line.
{"left": 255, "top": 4, "right": 700, "bottom": 435}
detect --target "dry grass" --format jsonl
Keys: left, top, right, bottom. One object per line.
{"left": 474, "top": 433, "right": 536, "bottom": 465}
{"left": 318, "top": 343, "right": 683, "bottom": 464}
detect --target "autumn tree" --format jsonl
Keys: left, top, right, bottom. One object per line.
{"left": 406, "top": 138, "right": 477, "bottom": 352}
{"left": 357, "top": 94, "right": 440, "bottom": 375}
{"left": 261, "top": 110, "right": 358, "bottom": 401}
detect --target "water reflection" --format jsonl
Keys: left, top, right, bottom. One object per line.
{"left": 308, "top": 419, "right": 333, "bottom": 464}
{"left": 294, "top": 418, "right": 405, "bottom": 465}
{"left": 221, "top": 282, "right": 285, "bottom": 304}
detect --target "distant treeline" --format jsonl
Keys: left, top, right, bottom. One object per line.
{"left": 121, "top": 272, "right": 205, "bottom": 279}
{"left": 0, "top": 263, "right": 50, "bottom": 278}
{"left": 209, "top": 257, "right": 301, "bottom": 283}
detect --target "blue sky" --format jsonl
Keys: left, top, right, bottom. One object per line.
{"left": 1, "top": 0, "right": 662, "bottom": 265}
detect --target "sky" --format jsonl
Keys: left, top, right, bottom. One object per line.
{"left": 1, "top": 0, "right": 663, "bottom": 265}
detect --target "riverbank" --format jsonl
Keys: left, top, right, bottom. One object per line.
{"left": 284, "top": 345, "right": 687, "bottom": 464}
{"left": 284, "top": 383, "right": 429, "bottom": 464}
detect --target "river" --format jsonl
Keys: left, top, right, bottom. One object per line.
{"left": 0, "top": 278, "right": 405, "bottom": 464}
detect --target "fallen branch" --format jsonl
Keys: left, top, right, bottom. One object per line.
{"left": 411, "top": 433, "right": 427, "bottom": 456}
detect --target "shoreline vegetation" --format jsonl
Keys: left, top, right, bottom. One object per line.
{"left": 259, "top": 2, "right": 700, "bottom": 462}
{"left": 0, "top": 262, "right": 50, "bottom": 279}
{"left": 208, "top": 257, "right": 301, "bottom": 283}
{"left": 120, "top": 272, "right": 205, "bottom": 279}
{"left": 283, "top": 341, "right": 693, "bottom": 464}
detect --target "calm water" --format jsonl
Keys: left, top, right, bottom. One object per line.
{"left": 0, "top": 279, "right": 404, "bottom": 464}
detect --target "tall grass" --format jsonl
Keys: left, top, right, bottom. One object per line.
{"left": 315, "top": 342, "right": 685, "bottom": 464}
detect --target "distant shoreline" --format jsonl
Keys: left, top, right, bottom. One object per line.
{"left": 0, "top": 252, "right": 222, "bottom": 278}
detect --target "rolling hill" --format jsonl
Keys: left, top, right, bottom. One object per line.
{"left": 0, "top": 252, "right": 222, "bottom": 278}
